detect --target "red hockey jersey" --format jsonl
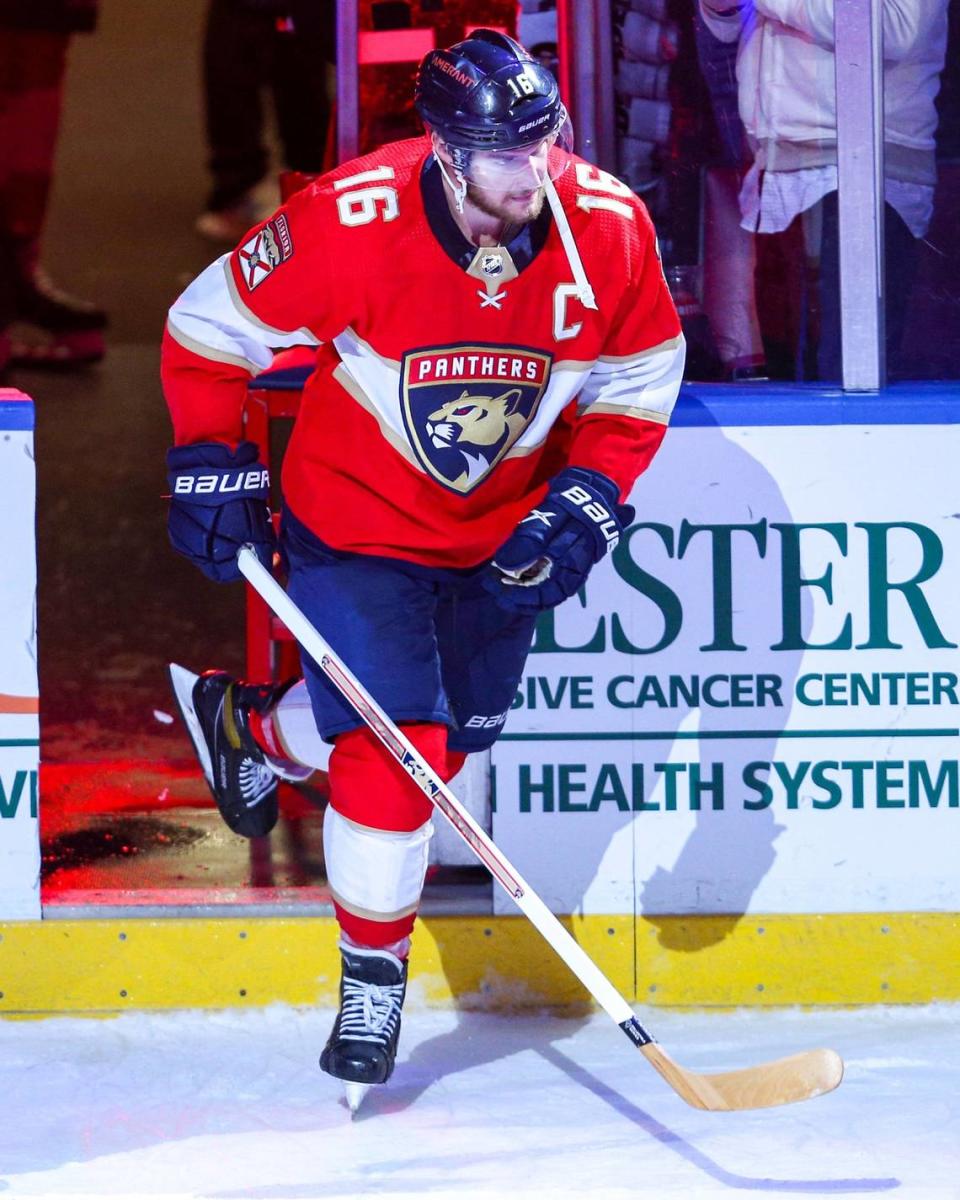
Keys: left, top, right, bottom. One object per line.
{"left": 162, "top": 137, "right": 684, "bottom": 568}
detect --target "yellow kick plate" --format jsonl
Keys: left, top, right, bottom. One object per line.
{"left": 0, "top": 912, "right": 956, "bottom": 1015}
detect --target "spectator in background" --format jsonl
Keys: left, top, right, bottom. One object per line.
{"left": 0, "top": 0, "right": 107, "bottom": 371}
{"left": 196, "top": 0, "right": 335, "bottom": 243}
{"left": 700, "top": 0, "right": 950, "bottom": 382}
{"left": 693, "top": 8, "right": 767, "bottom": 380}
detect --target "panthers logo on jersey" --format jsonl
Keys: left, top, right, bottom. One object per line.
{"left": 401, "top": 344, "right": 551, "bottom": 494}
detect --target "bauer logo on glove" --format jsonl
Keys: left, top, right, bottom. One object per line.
{"left": 483, "top": 466, "right": 634, "bottom": 613}
{"left": 173, "top": 468, "right": 270, "bottom": 496}
{"left": 557, "top": 481, "right": 625, "bottom": 551}
{"left": 166, "top": 440, "right": 276, "bottom": 583}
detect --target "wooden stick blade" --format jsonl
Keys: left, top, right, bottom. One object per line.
{"left": 641, "top": 1043, "right": 844, "bottom": 1111}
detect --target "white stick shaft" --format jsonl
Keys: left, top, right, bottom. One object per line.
{"left": 237, "top": 547, "right": 636, "bottom": 1028}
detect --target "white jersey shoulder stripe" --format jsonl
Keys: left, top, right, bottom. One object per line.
{"left": 552, "top": 358, "right": 596, "bottom": 374}
{"left": 168, "top": 253, "right": 319, "bottom": 376}
{"left": 577, "top": 336, "right": 685, "bottom": 423}
{"left": 165, "top": 318, "right": 259, "bottom": 375}
{"left": 596, "top": 334, "right": 684, "bottom": 368}
{"left": 332, "top": 329, "right": 598, "bottom": 460}
{"left": 332, "top": 364, "right": 422, "bottom": 471}
{"left": 329, "top": 328, "right": 683, "bottom": 461}
{"left": 222, "top": 258, "right": 321, "bottom": 345}
{"left": 577, "top": 401, "right": 671, "bottom": 426}
{"left": 334, "top": 325, "right": 401, "bottom": 371}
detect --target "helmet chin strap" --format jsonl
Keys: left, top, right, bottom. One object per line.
{"left": 542, "top": 172, "right": 597, "bottom": 311}
{"left": 435, "top": 154, "right": 468, "bottom": 214}
{"left": 434, "top": 145, "right": 597, "bottom": 312}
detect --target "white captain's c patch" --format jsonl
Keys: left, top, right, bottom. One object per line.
{"left": 400, "top": 343, "right": 552, "bottom": 495}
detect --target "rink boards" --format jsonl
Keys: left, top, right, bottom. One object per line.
{"left": 491, "top": 386, "right": 960, "bottom": 921}
{"left": 1, "top": 383, "right": 959, "bottom": 1012}
{"left": 0, "top": 391, "right": 40, "bottom": 922}
{"left": 1, "top": 911, "right": 959, "bottom": 1013}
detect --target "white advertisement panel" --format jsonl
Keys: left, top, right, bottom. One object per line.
{"left": 492, "top": 420, "right": 959, "bottom": 916}
{"left": 0, "top": 392, "right": 40, "bottom": 920}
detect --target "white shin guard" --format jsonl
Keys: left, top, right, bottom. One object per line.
{"left": 323, "top": 806, "right": 433, "bottom": 921}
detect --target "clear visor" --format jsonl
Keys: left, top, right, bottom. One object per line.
{"left": 442, "top": 112, "right": 574, "bottom": 193}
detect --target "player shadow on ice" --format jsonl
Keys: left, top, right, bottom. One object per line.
{"left": 207, "top": 1017, "right": 899, "bottom": 1199}
{"left": 539, "top": 1043, "right": 901, "bottom": 1194}
{"left": 328, "top": 926, "right": 897, "bottom": 1195}
{"left": 344, "top": 918, "right": 597, "bottom": 1121}
{"left": 349, "top": 1013, "right": 593, "bottom": 1124}
{"left": 350, "top": 403, "right": 822, "bottom": 1135}
{"left": 495, "top": 395, "right": 812, "bottom": 951}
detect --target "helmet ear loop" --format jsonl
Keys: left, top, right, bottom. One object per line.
{"left": 436, "top": 144, "right": 470, "bottom": 214}
{"left": 451, "top": 166, "right": 468, "bottom": 214}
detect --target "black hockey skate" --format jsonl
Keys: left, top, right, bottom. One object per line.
{"left": 169, "top": 663, "right": 310, "bottom": 838}
{"left": 320, "top": 943, "right": 408, "bottom": 1112}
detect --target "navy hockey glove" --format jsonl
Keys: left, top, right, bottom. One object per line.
{"left": 483, "top": 467, "right": 634, "bottom": 613}
{"left": 166, "top": 441, "right": 276, "bottom": 583}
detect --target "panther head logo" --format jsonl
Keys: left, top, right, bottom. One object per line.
{"left": 425, "top": 388, "right": 527, "bottom": 488}
{"left": 401, "top": 345, "right": 551, "bottom": 494}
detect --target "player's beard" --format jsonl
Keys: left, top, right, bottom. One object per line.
{"left": 466, "top": 180, "right": 546, "bottom": 227}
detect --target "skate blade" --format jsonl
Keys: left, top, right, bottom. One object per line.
{"left": 343, "top": 1081, "right": 371, "bottom": 1115}
{"left": 168, "top": 664, "right": 215, "bottom": 793}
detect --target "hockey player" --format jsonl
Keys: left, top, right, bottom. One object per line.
{"left": 162, "top": 29, "right": 684, "bottom": 1108}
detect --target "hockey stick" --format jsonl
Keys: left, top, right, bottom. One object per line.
{"left": 237, "top": 545, "right": 843, "bottom": 1111}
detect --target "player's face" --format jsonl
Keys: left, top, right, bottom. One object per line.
{"left": 467, "top": 184, "right": 544, "bottom": 224}
{"left": 433, "top": 114, "right": 573, "bottom": 230}
{"left": 464, "top": 139, "right": 551, "bottom": 224}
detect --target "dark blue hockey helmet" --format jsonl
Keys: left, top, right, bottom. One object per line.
{"left": 415, "top": 29, "right": 571, "bottom": 158}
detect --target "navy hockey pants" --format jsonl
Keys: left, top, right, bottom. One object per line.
{"left": 280, "top": 507, "right": 537, "bottom": 752}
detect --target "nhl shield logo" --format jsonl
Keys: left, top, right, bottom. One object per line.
{"left": 401, "top": 344, "right": 552, "bottom": 494}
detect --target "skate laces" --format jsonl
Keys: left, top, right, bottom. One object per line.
{"left": 341, "top": 974, "right": 404, "bottom": 1042}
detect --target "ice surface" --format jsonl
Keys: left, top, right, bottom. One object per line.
{"left": 1, "top": 1004, "right": 957, "bottom": 1199}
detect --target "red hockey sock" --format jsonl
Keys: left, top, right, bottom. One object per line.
{"left": 328, "top": 723, "right": 464, "bottom": 831}
{"left": 326, "top": 723, "right": 466, "bottom": 948}
{"left": 248, "top": 708, "right": 284, "bottom": 760}
{"left": 333, "top": 902, "right": 418, "bottom": 948}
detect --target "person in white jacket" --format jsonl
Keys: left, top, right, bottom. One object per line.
{"left": 700, "top": 0, "right": 949, "bottom": 380}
